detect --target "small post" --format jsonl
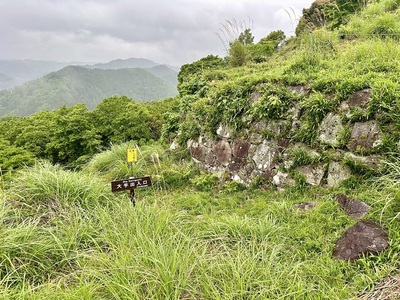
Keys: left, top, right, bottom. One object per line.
{"left": 130, "top": 188, "right": 135, "bottom": 206}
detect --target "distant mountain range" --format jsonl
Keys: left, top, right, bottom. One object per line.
{"left": 0, "top": 59, "right": 81, "bottom": 90}
{"left": 0, "top": 58, "right": 179, "bottom": 116}
{"left": 87, "top": 57, "right": 180, "bottom": 71}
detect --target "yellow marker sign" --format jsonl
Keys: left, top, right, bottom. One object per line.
{"left": 127, "top": 148, "right": 138, "bottom": 163}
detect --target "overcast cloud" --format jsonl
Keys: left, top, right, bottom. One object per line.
{"left": 0, "top": 0, "right": 314, "bottom": 66}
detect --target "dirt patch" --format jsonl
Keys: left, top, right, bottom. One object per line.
{"left": 359, "top": 272, "right": 400, "bottom": 300}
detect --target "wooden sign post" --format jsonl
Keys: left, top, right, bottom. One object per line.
{"left": 111, "top": 176, "right": 152, "bottom": 205}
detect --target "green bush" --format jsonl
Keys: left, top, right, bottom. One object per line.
{"left": 11, "top": 162, "right": 112, "bottom": 209}
{"left": 0, "top": 141, "right": 35, "bottom": 170}
{"left": 192, "top": 173, "right": 219, "bottom": 191}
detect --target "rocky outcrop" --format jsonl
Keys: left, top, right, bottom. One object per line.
{"left": 186, "top": 87, "right": 386, "bottom": 188}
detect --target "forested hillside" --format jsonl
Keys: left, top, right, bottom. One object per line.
{"left": 0, "top": 0, "right": 399, "bottom": 299}
{"left": 0, "top": 65, "right": 178, "bottom": 116}
{"left": 0, "top": 59, "right": 73, "bottom": 90}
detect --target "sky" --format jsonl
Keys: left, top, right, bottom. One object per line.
{"left": 0, "top": 0, "right": 315, "bottom": 66}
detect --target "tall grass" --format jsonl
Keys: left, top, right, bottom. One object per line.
{"left": 371, "top": 157, "right": 400, "bottom": 225}
{"left": 10, "top": 161, "right": 112, "bottom": 209}
{"left": 85, "top": 141, "right": 198, "bottom": 190}
{"left": 0, "top": 156, "right": 399, "bottom": 298}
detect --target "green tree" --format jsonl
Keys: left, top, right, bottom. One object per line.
{"left": 229, "top": 40, "right": 249, "bottom": 67}
{"left": 248, "top": 30, "right": 287, "bottom": 62}
{"left": 0, "top": 116, "right": 25, "bottom": 145}
{"left": 14, "top": 111, "right": 57, "bottom": 159}
{"left": 238, "top": 28, "right": 255, "bottom": 45}
{"left": 178, "top": 55, "right": 225, "bottom": 86}
{"left": 261, "top": 30, "right": 286, "bottom": 45}
{"left": 92, "top": 96, "right": 156, "bottom": 147}
{"left": 0, "top": 140, "right": 35, "bottom": 170}
{"left": 46, "top": 104, "right": 101, "bottom": 165}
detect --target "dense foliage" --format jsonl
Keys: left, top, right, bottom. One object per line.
{"left": 296, "top": 0, "right": 368, "bottom": 34}
{"left": 0, "top": 95, "right": 177, "bottom": 168}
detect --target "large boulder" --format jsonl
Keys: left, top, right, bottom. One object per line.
{"left": 332, "top": 220, "right": 389, "bottom": 261}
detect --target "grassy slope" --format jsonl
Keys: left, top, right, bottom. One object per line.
{"left": 0, "top": 142, "right": 398, "bottom": 299}
{"left": 175, "top": 1, "right": 400, "bottom": 150}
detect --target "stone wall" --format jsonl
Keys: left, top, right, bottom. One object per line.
{"left": 186, "top": 87, "right": 389, "bottom": 188}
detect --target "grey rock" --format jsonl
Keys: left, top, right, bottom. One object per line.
{"left": 287, "top": 85, "right": 309, "bottom": 96}
{"left": 336, "top": 194, "right": 371, "bottom": 219}
{"left": 340, "top": 89, "right": 371, "bottom": 113}
{"left": 318, "top": 113, "right": 344, "bottom": 147}
{"left": 344, "top": 153, "right": 382, "bottom": 170}
{"left": 291, "top": 143, "right": 321, "bottom": 160}
{"left": 333, "top": 220, "right": 389, "bottom": 261}
{"left": 250, "top": 90, "right": 262, "bottom": 104}
{"left": 327, "top": 162, "right": 351, "bottom": 187}
{"left": 348, "top": 121, "right": 381, "bottom": 151}
{"left": 264, "top": 120, "right": 289, "bottom": 137}
{"left": 293, "top": 202, "right": 316, "bottom": 211}
{"left": 288, "top": 104, "right": 302, "bottom": 119}
{"left": 296, "top": 164, "right": 326, "bottom": 186}
{"left": 273, "top": 171, "right": 295, "bottom": 188}
{"left": 251, "top": 140, "right": 279, "bottom": 172}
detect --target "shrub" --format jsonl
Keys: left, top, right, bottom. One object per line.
{"left": 229, "top": 41, "right": 249, "bottom": 67}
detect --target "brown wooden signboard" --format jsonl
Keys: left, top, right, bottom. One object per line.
{"left": 111, "top": 176, "right": 152, "bottom": 192}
